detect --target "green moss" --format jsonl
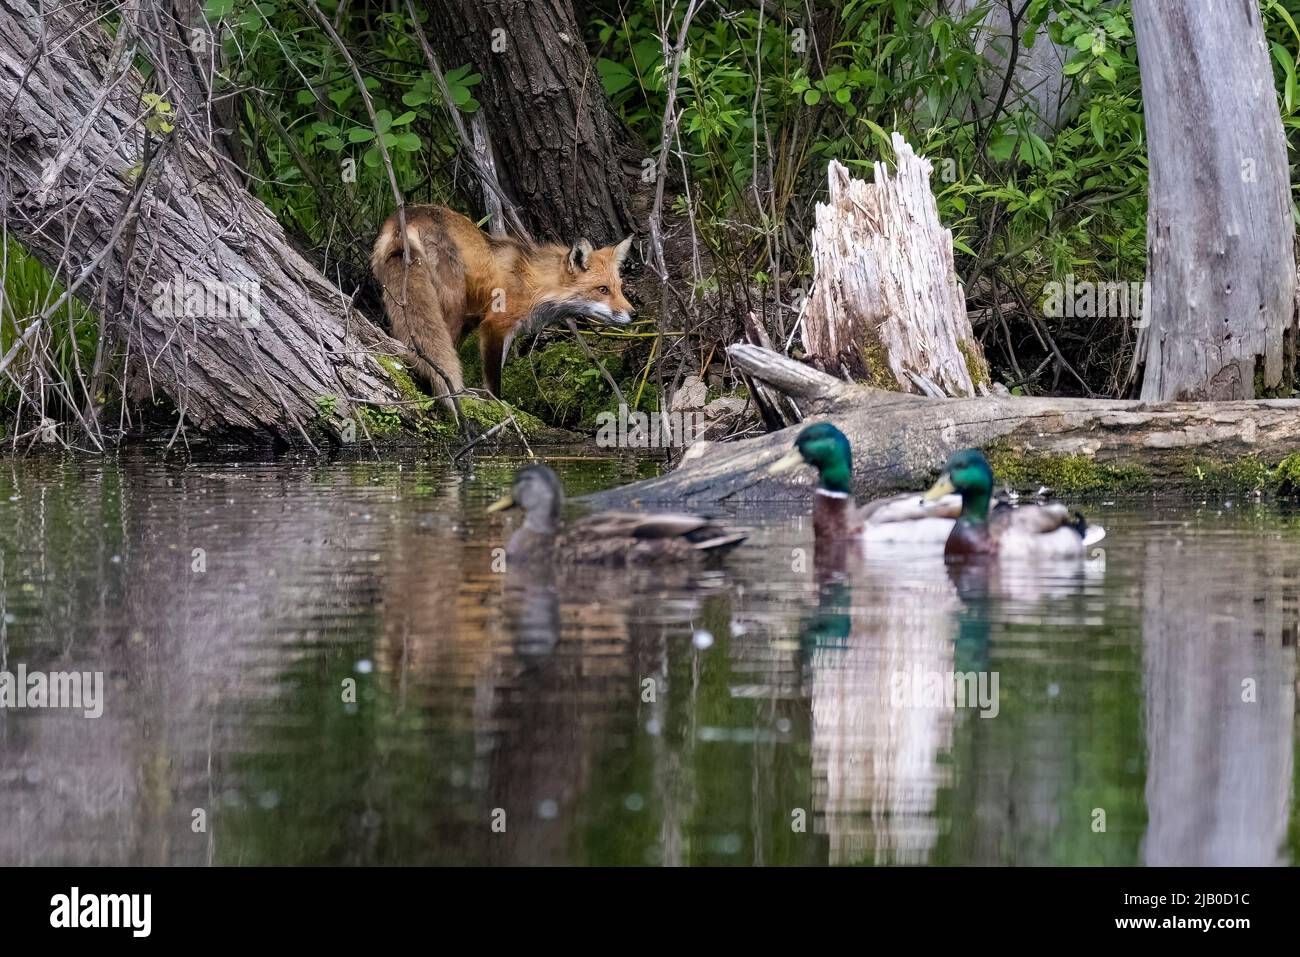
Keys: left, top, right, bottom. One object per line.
{"left": 499, "top": 339, "right": 631, "bottom": 429}
{"left": 459, "top": 332, "right": 648, "bottom": 429}
{"left": 458, "top": 396, "right": 548, "bottom": 433}
{"left": 1273, "top": 453, "right": 1300, "bottom": 496}
{"left": 957, "top": 339, "right": 991, "bottom": 392}
{"left": 365, "top": 345, "right": 573, "bottom": 441}
{"left": 457, "top": 333, "right": 483, "bottom": 385}
{"left": 1188, "top": 456, "right": 1275, "bottom": 492}
{"left": 861, "top": 333, "right": 897, "bottom": 391}
{"left": 986, "top": 448, "right": 1152, "bottom": 494}
{"left": 986, "top": 447, "right": 1300, "bottom": 497}
{"left": 377, "top": 355, "right": 433, "bottom": 410}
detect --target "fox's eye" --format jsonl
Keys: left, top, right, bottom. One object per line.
{"left": 598, "top": 285, "right": 609, "bottom": 295}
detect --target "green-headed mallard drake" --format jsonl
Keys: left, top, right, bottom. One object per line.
{"left": 766, "top": 423, "right": 961, "bottom": 546}
{"left": 487, "top": 464, "right": 747, "bottom": 566}
{"left": 924, "top": 448, "right": 1105, "bottom": 560}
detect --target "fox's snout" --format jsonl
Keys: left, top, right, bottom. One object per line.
{"left": 565, "top": 299, "right": 632, "bottom": 326}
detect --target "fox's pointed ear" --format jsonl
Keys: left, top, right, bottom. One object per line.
{"left": 613, "top": 236, "right": 634, "bottom": 270}
{"left": 567, "top": 238, "right": 594, "bottom": 273}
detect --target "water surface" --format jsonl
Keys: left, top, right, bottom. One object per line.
{"left": 0, "top": 453, "right": 1296, "bottom": 865}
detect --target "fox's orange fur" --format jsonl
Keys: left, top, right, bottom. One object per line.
{"left": 371, "top": 206, "right": 633, "bottom": 411}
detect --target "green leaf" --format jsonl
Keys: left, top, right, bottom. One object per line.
{"left": 204, "top": 0, "right": 234, "bottom": 18}
{"left": 1019, "top": 130, "right": 1052, "bottom": 167}
{"left": 988, "top": 132, "right": 1016, "bottom": 162}
{"left": 1089, "top": 104, "right": 1105, "bottom": 148}
{"left": 1272, "top": 42, "right": 1296, "bottom": 112}
{"left": 391, "top": 110, "right": 416, "bottom": 126}
{"left": 597, "top": 57, "right": 636, "bottom": 96}
{"left": 444, "top": 64, "right": 482, "bottom": 87}
{"left": 803, "top": 89, "right": 822, "bottom": 105}
{"left": 347, "top": 127, "right": 374, "bottom": 143}
{"left": 862, "top": 117, "right": 891, "bottom": 149}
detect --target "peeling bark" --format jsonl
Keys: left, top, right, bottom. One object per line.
{"left": 0, "top": 0, "right": 406, "bottom": 444}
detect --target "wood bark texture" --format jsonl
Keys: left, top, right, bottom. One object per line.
{"left": 1132, "top": 0, "right": 1296, "bottom": 400}
{"left": 589, "top": 344, "right": 1300, "bottom": 507}
{"left": 803, "top": 141, "right": 987, "bottom": 398}
{"left": 426, "top": 0, "right": 639, "bottom": 243}
{"left": 0, "top": 0, "right": 406, "bottom": 443}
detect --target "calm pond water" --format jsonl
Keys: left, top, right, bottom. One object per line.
{"left": 0, "top": 452, "right": 1297, "bottom": 866}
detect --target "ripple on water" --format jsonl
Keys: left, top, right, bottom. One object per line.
{"left": 0, "top": 456, "right": 1296, "bottom": 865}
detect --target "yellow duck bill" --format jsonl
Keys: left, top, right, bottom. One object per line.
{"left": 766, "top": 449, "right": 805, "bottom": 476}
{"left": 485, "top": 493, "right": 516, "bottom": 513}
{"left": 923, "top": 473, "right": 955, "bottom": 502}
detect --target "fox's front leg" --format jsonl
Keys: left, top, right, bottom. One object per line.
{"left": 479, "top": 317, "right": 509, "bottom": 398}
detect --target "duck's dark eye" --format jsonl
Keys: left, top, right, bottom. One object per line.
{"left": 598, "top": 285, "right": 610, "bottom": 295}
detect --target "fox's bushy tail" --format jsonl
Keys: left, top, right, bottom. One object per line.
{"left": 371, "top": 215, "right": 463, "bottom": 413}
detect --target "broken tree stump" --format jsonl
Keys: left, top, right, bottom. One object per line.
{"left": 802, "top": 137, "right": 987, "bottom": 398}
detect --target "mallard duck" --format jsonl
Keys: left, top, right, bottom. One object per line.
{"left": 766, "top": 423, "right": 961, "bottom": 545}
{"left": 486, "top": 464, "right": 747, "bottom": 565}
{"left": 923, "top": 448, "right": 1106, "bottom": 560}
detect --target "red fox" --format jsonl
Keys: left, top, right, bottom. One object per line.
{"left": 371, "top": 206, "right": 634, "bottom": 411}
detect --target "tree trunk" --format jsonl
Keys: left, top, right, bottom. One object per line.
{"left": 803, "top": 146, "right": 988, "bottom": 397}
{"left": 589, "top": 344, "right": 1300, "bottom": 507}
{"left": 955, "top": 0, "right": 1079, "bottom": 134}
{"left": 0, "top": 0, "right": 406, "bottom": 445}
{"left": 426, "top": 0, "right": 641, "bottom": 243}
{"left": 1132, "top": 0, "right": 1296, "bottom": 400}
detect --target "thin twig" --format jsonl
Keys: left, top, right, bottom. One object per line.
{"left": 563, "top": 317, "right": 626, "bottom": 409}
{"left": 453, "top": 416, "right": 515, "bottom": 460}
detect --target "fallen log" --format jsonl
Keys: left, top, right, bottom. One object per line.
{"left": 586, "top": 345, "right": 1300, "bottom": 508}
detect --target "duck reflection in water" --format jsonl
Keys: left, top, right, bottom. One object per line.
{"left": 799, "top": 545, "right": 961, "bottom": 865}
